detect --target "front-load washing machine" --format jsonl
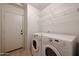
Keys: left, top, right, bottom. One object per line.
{"left": 42, "top": 33, "right": 76, "bottom": 56}
{"left": 31, "top": 33, "right": 42, "bottom": 56}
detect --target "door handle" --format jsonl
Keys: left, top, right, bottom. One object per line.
{"left": 20, "top": 30, "right": 23, "bottom": 35}
{"left": 20, "top": 32, "right": 23, "bottom": 35}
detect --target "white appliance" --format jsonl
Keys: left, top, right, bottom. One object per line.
{"left": 41, "top": 33, "right": 76, "bottom": 56}
{"left": 31, "top": 33, "right": 42, "bottom": 56}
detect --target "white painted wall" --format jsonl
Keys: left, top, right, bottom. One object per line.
{"left": 25, "top": 4, "right": 40, "bottom": 55}
{"left": 41, "top": 3, "right": 79, "bottom": 41}
{"left": 40, "top": 3, "right": 79, "bottom": 55}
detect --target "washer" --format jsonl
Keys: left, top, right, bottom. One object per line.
{"left": 31, "top": 33, "right": 42, "bottom": 56}
{"left": 42, "top": 33, "right": 76, "bottom": 56}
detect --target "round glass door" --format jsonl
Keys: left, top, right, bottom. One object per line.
{"left": 45, "top": 47, "right": 57, "bottom": 56}
{"left": 33, "top": 40, "right": 37, "bottom": 49}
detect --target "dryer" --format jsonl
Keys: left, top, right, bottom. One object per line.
{"left": 31, "top": 33, "right": 42, "bottom": 56}
{"left": 42, "top": 33, "right": 76, "bottom": 56}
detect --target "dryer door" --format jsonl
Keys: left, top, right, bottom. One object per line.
{"left": 32, "top": 39, "right": 39, "bottom": 51}
{"left": 44, "top": 45, "right": 61, "bottom": 56}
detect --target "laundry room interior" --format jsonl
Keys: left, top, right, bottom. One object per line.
{"left": 0, "top": 3, "right": 79, "bottom": 56}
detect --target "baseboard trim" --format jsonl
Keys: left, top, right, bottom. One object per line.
{"left": 6, "top": 47, "right": 24, "bottom": 53}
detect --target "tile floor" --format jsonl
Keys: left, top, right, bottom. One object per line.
{"left": 6, "top": 48, "right": 31, "bottom": 56}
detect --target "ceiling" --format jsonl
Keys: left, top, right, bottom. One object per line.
{"left": 29, "top": 3, "right": 51, "bottom": 10}
{"left": 9, "top": 3, "right": 50, "bottom": 10}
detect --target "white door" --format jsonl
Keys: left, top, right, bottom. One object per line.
{"left": 4, "top": 12, "right": 23, "bottom": 52}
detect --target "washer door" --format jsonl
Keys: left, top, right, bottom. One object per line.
{"left": 32, "top": 39, "right": 39, "bottom": 51}
{"left": 44, "top": 45, "right": 61, "bottom": 56}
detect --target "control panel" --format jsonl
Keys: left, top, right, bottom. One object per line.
{"left": 48, "top": 38, "right": 65, "bottom": 47}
